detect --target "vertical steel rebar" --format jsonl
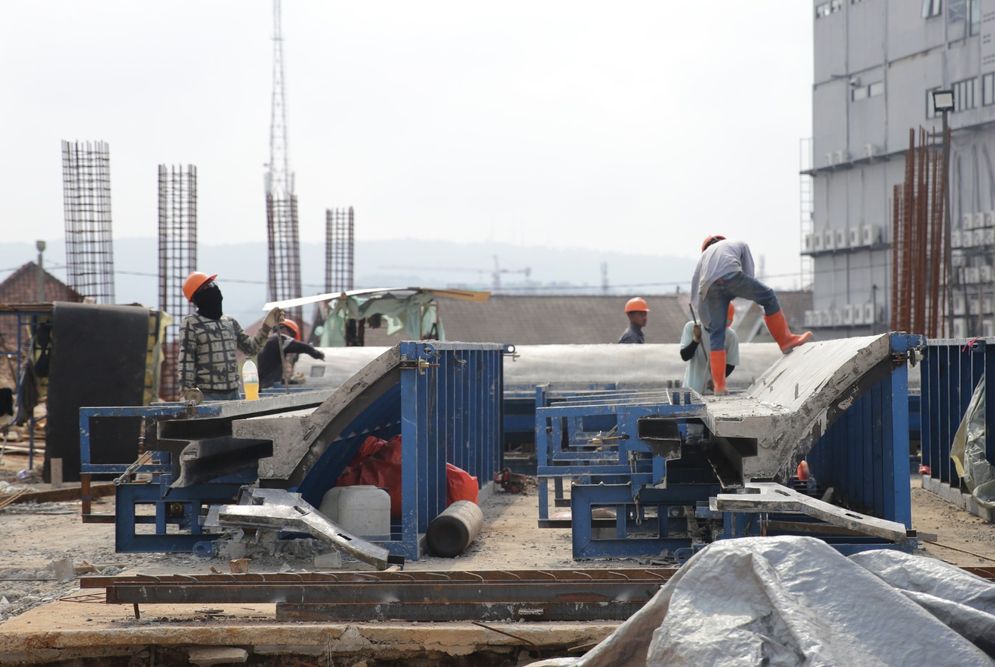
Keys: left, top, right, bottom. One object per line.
{"left": 62, "top": 140, "right": 115, "bottom": 303}
{"left": 889, "top": 185, "right": 902, "bottom": 331}
{"left": 325, "top": 207, "right": 355, "bottom": 294}
{"left": 157, "top": 165, "right": 197, "bottom": 401}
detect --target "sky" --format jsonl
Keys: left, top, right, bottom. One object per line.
{"left": 0, "top": 1, "right": 813, "bottom": 287}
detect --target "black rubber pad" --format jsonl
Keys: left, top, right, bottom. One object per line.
{"left": 45, "top": 303, "right": 150, "bottom": 482}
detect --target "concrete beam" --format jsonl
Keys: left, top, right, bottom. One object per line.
{"left": 705, "top": 334, "right": 893, "bottom": 480}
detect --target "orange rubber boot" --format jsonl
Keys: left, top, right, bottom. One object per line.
{"left": 710, "top": 350, "right": 727, "bottom": 395}
{"left": 764, "top": 310, "right": 813, "bottom": 353}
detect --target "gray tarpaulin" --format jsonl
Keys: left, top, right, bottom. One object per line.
{"left": 530, "top": 536, "right": 995, "bottom": 667}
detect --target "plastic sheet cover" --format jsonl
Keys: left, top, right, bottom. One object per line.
{"left": 529, "top": 536, "right": 995, "bottom": 667}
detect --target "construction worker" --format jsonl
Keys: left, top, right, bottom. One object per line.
{"left": 691, "top": 235, "right": 812, "bottom": 394}
{"left": 177, "top": 272, "right": 284, "bottom": 402}
{"left": 618, "top": 297, "right": 649, "bottom": 344}
{"left": 258, "top": 319, "right": 326, "bottom": 389}
{"left": 680, "top": 302, "right": 739, "bottom": 394}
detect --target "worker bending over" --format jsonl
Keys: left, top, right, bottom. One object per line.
{"left": 680, "top": 302, "right": 739, "bottom": 394}
{"left": 178, "top": 272, "right": 283, "bottom": 402}
{"left": 691, "top": 236, "right": 812, "bottom": 394}
{"left": 618, "top": 297, "right": 649, "bottom": 344}
{"left": 258, "top": 319, "right": 326, "bottom": 389}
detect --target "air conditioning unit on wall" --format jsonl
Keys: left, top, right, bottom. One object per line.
{"left": 849, "top": 227, "right": 861, "bottom": 247}
{"left": 824, "top": 230, "right": 836, "bottom": 250}
{"left": 835, "top": 229, "right": 848, "bottom": 249}
{"left": 952, "top": 230, "right": 963, "bottom": 248}
{"left": 864, "top": 303, "right": 877, "bottom": 324}
{"left": 842, "top": 305, "right": 854, "bottom": 326}
{"left": 852, "top": 304, "right": 866, "bottom": 325}
{"left": 964, "top": 214, "right": 975, "bottom": 230}
{"left": 862, "top": 224, "right": 879, "bottom": 246}
{"left": 813, "top": 232, "right": 824, "bottom": 251}
{"left": 803, "top": 234, "right": 816, "bottom": 253}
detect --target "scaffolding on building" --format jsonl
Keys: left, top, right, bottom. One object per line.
{"left": 325, "top": 207, "right": 355, "bottom": 293}
{"left": 62, "top": 140, "right": 115, "bottom": 304}
{"left": 799, "top": 138, "right": 815, "bottom": 290}
{"left": 157, "top": 165, "right": 198, "bottom": 401}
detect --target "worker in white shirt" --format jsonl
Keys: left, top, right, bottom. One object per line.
{"left": 680, "top": 302, "right": 739, "bottom": 394}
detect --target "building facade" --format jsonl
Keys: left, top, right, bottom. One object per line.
{"left": 806, "top": 0, "right": 995, "bottom": 338}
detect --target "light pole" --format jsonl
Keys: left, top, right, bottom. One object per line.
{"left": 932, "top": 89, "right": 954, "bottom": 336}
{"left": 35, "top": 240, "right": 46, "bottom": 302}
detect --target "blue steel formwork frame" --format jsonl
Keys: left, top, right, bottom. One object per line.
{"left": 545, "top": 333, "right": 921, "bottom": 560}
{"left": 81, "top": 342, "right": 506, "bottom": 559}
{"left": 920, "top": 338, "right": 995, "bottom": 495}
{"left": 334, "top": 341, "right": 505, "bottom": 559}
{"left": 535, "top": 390, "right": 707, "bottom": 552}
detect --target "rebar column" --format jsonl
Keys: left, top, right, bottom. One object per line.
{"left": 266, "top": 193, "right": 302, "bottom": 321}
{"left": 157, "top": 165, "right": 198, "bottom": 401}
{"left": 61, "top": 140, "right": 115, "bottom": 303}
{"left": 325, "top": 207, "right": 355, "bottom": 293}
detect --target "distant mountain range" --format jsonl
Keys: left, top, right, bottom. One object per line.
{"left": 0, "top": 238, "right": 696, "bottom": 322}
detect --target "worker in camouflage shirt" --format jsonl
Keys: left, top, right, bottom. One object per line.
{"left": 177, "top": 272, "right": 283, "bottom": 402}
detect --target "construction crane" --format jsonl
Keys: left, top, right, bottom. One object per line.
{"left": 378, "top": 257, "right": 533, "bottom": 293}
{"left": 491, "top": 256, "right": 531, "bottom": 292}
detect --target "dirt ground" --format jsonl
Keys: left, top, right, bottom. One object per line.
{"left": 2, "top": 454, "right": 995, "bottom": 625}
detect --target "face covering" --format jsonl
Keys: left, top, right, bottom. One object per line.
{"left": 192, "top": 282, "right": 223, "bottom": 320}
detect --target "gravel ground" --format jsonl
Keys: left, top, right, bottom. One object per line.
{"left": 2, "top": 475, "right": 994, "bottom": 624}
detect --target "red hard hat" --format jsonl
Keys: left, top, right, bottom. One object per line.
{"left": 281, "top": 319, "right": 302, "bottom": 341}
{"left": 624, "top": 297, "right": 650, "bottom": 313}
{"left": 701, "top": 235, "right": 726, "bottom": 252}
{"left": 182, "top": 272, "right": 217, "bottom": 302}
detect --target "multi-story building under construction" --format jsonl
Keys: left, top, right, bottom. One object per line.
{"left": 805, "top": 0, "right": 995, "bottom": 338}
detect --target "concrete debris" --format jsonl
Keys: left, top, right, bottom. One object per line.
{"left": 228, "top": 558, "right": 250, "bottom": 574}
{"left": 185, "top": 646, "right": 249, "bottom": 666}
{"left": 313, "top": 551, "right": 343, "bottom": 569}
{"left": 48, "top": 558, "right": 75, "bottom": 582}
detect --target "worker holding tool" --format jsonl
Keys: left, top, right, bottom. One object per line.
{"left": 177, "top": 272, "right": 284, "bottom": 402}
{"left": 618, "top": 297, "right": 649, "bottom": 344}
{"left": 680, "top": 303, "right": 739, "bottom": 394}
{"left": 691, "top": 235, "right": 812, "bottom": 394}
{"left": 258, "top": 319, "right": 326, "bottom": 389}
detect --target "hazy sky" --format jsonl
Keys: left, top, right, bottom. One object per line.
{"left": 1, "top": 1, "right": 813, "bottom": 285}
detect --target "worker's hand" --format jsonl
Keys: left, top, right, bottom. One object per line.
{"left": 181, "top": 387, "right": 203, "bottom": 405}
{"left": 315, "top": 350, "right": 326, "bottom": 360}
{"left": 692, "top": 324, "right": 702, "bottom": 343}
{"left": 263, "top": 307, "right": 285, "bottom": 330}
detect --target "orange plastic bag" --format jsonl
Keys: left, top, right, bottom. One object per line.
{"left": 446, "top": 463, "right": 479, "bottom": 504}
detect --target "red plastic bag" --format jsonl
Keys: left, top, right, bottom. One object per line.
{"left": 334, "top": 435, "right": 478, "bottom": 518}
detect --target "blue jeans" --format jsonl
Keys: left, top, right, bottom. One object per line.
{"left": 704, "top": 272, "right": 780, "bottom": 351}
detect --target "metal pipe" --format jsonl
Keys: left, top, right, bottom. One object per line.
{"left": 426, "top": 500, "right": 483, "bottom": 557}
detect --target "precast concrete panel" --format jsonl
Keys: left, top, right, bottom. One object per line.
{"left": 847, "top": 0, "right": 886, "bottom": 74}
{"left": 814, "top": 2, "right": 847, "bottom": 85}
{"left": 886, "top": 1, "right": 945, "bottom": 62}
{"left": 814, "top": 80, "right": 849, "bottom": 162}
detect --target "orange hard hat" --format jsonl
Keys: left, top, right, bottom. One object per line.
{"left": 182, "top": 271, "right": 217, "bottom": 301}
{"left": 701, "top": 235, "right": 726, "bottom": 252}
{"left": 624, "top": 297, "right": 650, "bottom": 313}
{"left": 280, "top": 319, "right": 302, "bottom": 341}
